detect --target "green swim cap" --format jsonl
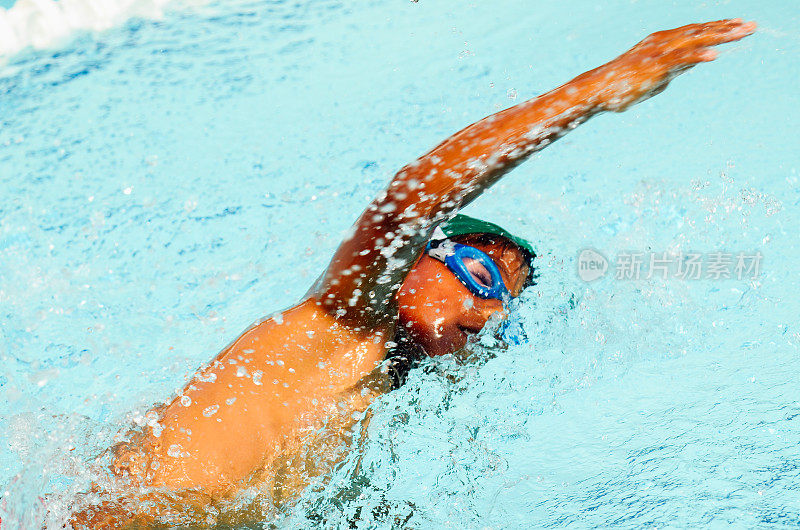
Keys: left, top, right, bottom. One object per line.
{"left": 438, "top": 214, "right": 536, "bottom": 263}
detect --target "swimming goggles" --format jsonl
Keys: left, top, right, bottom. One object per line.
{"left": 426, "top": 230, "right": 509, "bottom": 300}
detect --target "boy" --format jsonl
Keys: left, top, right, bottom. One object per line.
{"left": 72, "top": 18, "right": 755, "bottom": 528}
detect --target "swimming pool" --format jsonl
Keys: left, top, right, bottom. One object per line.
{"left": 1, "top": 0, "right": 798, "bottom": 527}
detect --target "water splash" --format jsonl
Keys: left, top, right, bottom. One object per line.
{"left": 0, "top": 0, "right": 174, "bottom": 59}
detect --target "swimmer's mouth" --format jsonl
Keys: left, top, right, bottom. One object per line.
{"left": 459, "top": 326, "right": 482, "bottom": 348}
{"left": 459, "top": 323, "right": 507, "bottom": 350}
{"left": 458, "top": 326, "right": 476, "bottom": 339}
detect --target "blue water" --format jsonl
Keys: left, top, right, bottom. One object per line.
{"left": 1, "top": 0, "right": 798, "bottom": 527}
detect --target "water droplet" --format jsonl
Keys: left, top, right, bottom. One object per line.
{"left": 167, "top": 444, "right": 182, "bottom": 458}
{"left": 226, "top": 397, "right": 237, "bottom": 405}
{"left": 203, "top": 405, "right": 219, "bottom": 417}
{"left": 151, "top": 422, "right": 164, "bottom": 438}
{"left": 236, "top": 366, "right": 248, "bottom": 378}
{"left": 197, "top": 372, "right": 217, "bottom": 383}
{"left": 180, "top": 395, "right": 192, "bottom": 407}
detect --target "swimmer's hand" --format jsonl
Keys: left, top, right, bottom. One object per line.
{"left": 593, "top": 19, "right": 756, "bottom": 112}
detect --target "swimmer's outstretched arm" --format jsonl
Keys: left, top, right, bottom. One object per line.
{"left": 316, "top": 19, "right": 755, "bottom": 326}
{"left": 68, "top": 20, "right": 755, "bottom": 529}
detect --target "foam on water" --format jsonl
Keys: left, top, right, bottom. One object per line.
{"left": 0, "top": 0, "right": 175, "bottom": 59}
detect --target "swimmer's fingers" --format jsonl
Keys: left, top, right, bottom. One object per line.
{"left": 659, "top": 20, "right": 755, "bottom": 73}
{"left": 638, "top": 19, "right": 756, "bottom": 56}
{"left": 686, "top": 19, "right": 756, "bottom": 46}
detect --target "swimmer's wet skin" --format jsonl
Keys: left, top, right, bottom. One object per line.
{"left": 69, "top": 19, "right": 756, "bottom": 528}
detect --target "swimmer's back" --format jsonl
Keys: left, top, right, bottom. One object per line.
{"left": 113, "top": 299, "right": 389, "bottom": 497}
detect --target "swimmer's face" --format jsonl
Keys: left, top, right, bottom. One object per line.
{"left": 396, "top": 234, "right": 530, "bottom": 357}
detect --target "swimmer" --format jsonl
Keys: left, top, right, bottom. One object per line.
{"left": 70, "top": 19, "right": 756, "bottom": 528}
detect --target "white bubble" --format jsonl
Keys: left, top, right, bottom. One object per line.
{"left": 151, "top": 422, "right": 164, "bottom": 438}
{"left": 197, "top": 372, "right": 217, "bottom": 383}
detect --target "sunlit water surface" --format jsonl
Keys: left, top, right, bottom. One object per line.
{"left": 1, "top": 0, "right": 799, "bottom": 527}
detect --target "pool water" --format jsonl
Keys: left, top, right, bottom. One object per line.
{"left": 1, "top": 0, "right": 798, "bottom": 527}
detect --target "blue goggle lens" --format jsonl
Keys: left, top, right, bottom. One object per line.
{"left": 426, "top": 242, "right": 509, "bottom": 300}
